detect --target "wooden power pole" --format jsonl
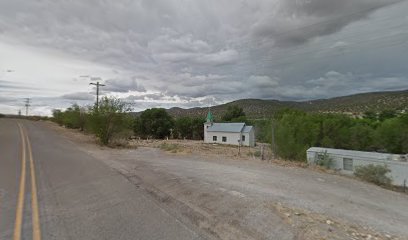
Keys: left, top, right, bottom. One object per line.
{"left": 89, "top": 82, "right": 105, "bottom": 109}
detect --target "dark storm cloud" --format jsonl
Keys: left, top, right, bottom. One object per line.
{"left": 0, "top": 0, "right": 407, "bottom": 115}
{"left": 251, "top": 0, "right": 401, "bottom": 47}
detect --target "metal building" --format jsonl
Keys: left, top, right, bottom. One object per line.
{"left": 307, "top": 147, "right": 408, "bottom": 186}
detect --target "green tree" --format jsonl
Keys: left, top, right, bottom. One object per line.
{"left": 348, "top": 122, "right": 376, "bottom": 151}
{"left": 174, "top": 117, "right": 193, "bottom": 139}
{"left": 61, "top": 104, "right": 84, "bottom": 130}
{"left": 379, "top": 109, "right": 397, "bottom": 122}
{"left": 191, "top": 117, "right": 205, "bottom": 140}
{"left": 363, "top": 110, "right": 378, "bottom": 121}
{"left": 376, "top": 117, "right": 408, "bottom": 154}
{"left": 87, "top": 97, "right": 132, "bottom": 145}
{"left": 275, "top": 112, "right": 320, "bottom": 161}
{"left": 133, "top": 116, "right": 143, "bottom": 137}
{"left": 221, "top": 105, "right": 246, "bottom": 122}
{"left": 52, "top": 109, "right": 64, "bottom": 126}
{"left": 138, "top": 108, "right": 174, "bottom": 139}
{"left": 319, "top": 114, "right": 353, "bottom": 149}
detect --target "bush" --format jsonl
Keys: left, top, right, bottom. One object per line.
{"left": 354, "top": 164, "right": 392, "bottom": 186}
{"left": 87, "top": 97, "right": 133, "bottom": 145}
{"left": 253, "top": 151, "right": 261, "bottom": 157}
{"left": 159, "top": 143, "right": 180, "bottom": 153}
{"left": 315, "top": 151, "right": 333, "bottom": 169}
{"left": 173, "top": 116, "right": 205, "bottom": 140}
{"left": 135, "top": 108, "right": 174, "bottom": 139}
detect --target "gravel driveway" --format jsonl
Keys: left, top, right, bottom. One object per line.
{"left": 80, "top": 146, "right": 408, "bottom": 240}
{"left": 51, "top": 123, "right": 408, "bottom": 240}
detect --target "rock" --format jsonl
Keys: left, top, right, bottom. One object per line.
{"left": 326, "top": 220, "right": 333, "bottom": 225}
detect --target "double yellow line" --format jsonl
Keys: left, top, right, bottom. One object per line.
{"left": 13, "top": 123, "right": 42, "bottom": 240}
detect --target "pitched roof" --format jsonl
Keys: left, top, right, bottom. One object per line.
{"left": 207, "top": 123, "right": 245, "bottom": 133}
{"left": 242, "top": 126, "right": 253, "bottom": 133}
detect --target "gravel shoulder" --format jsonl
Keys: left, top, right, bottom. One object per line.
{"left": 46, "top": 122, "right": 408, "bottom": 240}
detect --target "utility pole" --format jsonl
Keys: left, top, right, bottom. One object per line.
{"left": 24, "top": 98, "right": 30, "bottom": 116}
{"left": 89, "top": 81, "right": 105, "bottom": 109}
{"left": 271, "top": 118, "right": 276, "bottom": 160}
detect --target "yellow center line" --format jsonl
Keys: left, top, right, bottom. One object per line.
{"left": 25, "top": 127, "right": 42, "bottom": 240}
{"left": 13, "top": 123, "right": 26, "bottom": 240}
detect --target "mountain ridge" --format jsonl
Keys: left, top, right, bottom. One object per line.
{"left": 138, "top": 89, "right": 408, "bottom": 119}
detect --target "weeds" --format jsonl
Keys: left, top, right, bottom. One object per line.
{"left": 315, "top": 151, "right": 333, "bottom": 169}
{"left": 160, "top": 142, "right": 181, "bottom": 153}
{"left": 354, "top": 164, "right": 392, "bottom": 186}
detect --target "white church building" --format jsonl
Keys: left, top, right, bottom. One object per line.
{"left": 203, "top": 111, "right": 255, "bottom": 147}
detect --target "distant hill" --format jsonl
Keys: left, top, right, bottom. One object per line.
{"left": 139, "top": 90, "right": 408, "bottom": 119}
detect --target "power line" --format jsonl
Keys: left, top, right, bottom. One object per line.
{"left": 89, "top": 82, "right": 105, "bottom": 110}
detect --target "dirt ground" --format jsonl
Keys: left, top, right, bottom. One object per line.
{"left": 48, "top": 123, "right": 408, "bottom": 240}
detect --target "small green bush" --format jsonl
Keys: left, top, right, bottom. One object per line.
{"left": 253, "top": 151, "right": 261, "bottom": 157}
{"left": 354, "top": 164, "right": 392, "bottom": 186}
{"left": 315, "top": 151, "right": 333, "bottom": 169}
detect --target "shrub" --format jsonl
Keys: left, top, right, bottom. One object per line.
{"left": 354, "top": 164, "right": 392, "bottom": 186}
{"left": 136, "top": 108, "right": 174, "bottom": 139}
{"left": 160, "top": 143, "right": 180, "bottom": 153}
{"left": 253, "top": 150, "right": 262, "bottom": 157}
{"left": 87, "top": 97, "right": 133, "bottom": 145}
{"left": 315, "top": 151, "right": 333, "bottom": 169}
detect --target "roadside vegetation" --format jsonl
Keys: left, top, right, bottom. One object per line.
{"left": 52, "top": 99, "right": 408, "bottom": 161}
{"left": 52, "top": 98, "right": 206, "bottom": 145}
{"left": 159, "top": 142, "right": 181, "bottom": 153}
{"left": 354, "top": 164, "right": 392, "bottom": 186}
{"left": 52, "top": 97, "right": 132, "bottom": 146}
{"left": 255, "top": 109, "right": 408, "bottom": 161}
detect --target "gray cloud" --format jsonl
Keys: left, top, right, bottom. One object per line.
{"left": 61, "top": 92, "right": 94, "bottom": 101}
{"left": 0, "top": 0, "right": 407, "bottom": 115}
{"left": 251, "top": 0, "right": 401, "bottom": 47}
{"left": 103, "top": 77, "right": 146, "bottom": 93}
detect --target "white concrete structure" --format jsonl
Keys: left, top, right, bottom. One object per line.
{"left": 203, "top": 111, "right": 255, "bottom": 147}
{"left": 307, "top": 147, "right": 408, "bottom": 186}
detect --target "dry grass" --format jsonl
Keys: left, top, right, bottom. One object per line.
{"left": 130, "top": 139, "right": 275, "bottom": 161}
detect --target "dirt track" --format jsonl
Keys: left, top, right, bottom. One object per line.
{"left": 51, "top": 124, "right": 408, "bottom": 240}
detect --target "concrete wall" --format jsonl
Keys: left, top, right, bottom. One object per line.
{"left": 307, "top": 150, "right": 408, "bottom": 186}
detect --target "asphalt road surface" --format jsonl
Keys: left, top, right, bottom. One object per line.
{"left": 0, "top": 118, "right": 207, "bottom": 240}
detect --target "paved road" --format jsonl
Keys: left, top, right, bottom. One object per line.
{"left": 0, "top": 119, "right": 206, "bottom": 240}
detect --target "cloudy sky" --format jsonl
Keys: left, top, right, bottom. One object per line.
{"left": 1, "top": 0, "right": 408, "bottom": 115}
